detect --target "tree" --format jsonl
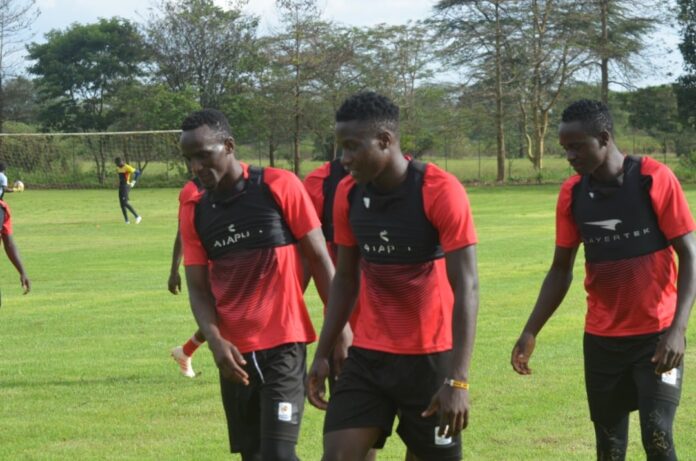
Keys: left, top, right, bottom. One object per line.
{"left": 624, "top": 85, "right": 679, "bottom": 153}
{"left": 0, "top": 0, "right": 39, "bottom": 132}
{"left": 592, "top": 1, "right": 657, "bottom": 104}
{"left": 2, "top": 76, "right": 37, "bottom": 124}
{"left": 111, "top": 83, "right": 200, "bottom": 131}
{"left": 434, "top": 0, "right": 521, "bottom": 181}
{"left": 27, "top": 18, "right": 147, "bottom": 132}
{"left": 274, "top": 0, "right": 324, "bottom": 175}
{"left": 27, "top": 18, "right": 147, "bottom": 184}
{"left": 676, "top": 0, "right": 696, "bottom": 130}
{"left": 516, "top": 0, "right": 592, "bottom": 171}
{"left": 143, "top": 0, "right": 259, "bottom": 109}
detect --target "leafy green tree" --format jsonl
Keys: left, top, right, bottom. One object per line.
{"left": 0, "top": 0, "right": 39, "bottom": 131}
{"left": 111, "top": 83, "right": 200, "bottom": 131}
{"left": 27, "top": 18, "right": 147, "bottom": 132}
{"left": 676, "top": 0, "right": 696, "bottom": 130}
{"left": 143, "top": 0, "right": 259, "bottom": 109}
{"left": 433, "top": 0, "right": 521, "bottom": 181}
{"left": 624, "top": 85, "right": 679, "bottom": 153}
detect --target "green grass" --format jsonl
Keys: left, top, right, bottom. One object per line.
{"left": 1, "top": 186, "right": 695, "bottom": 460}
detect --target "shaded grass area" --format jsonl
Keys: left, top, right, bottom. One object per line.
{"left": 0, "top": 186, "right": 695, "bottom": 460}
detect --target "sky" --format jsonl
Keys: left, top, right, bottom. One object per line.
{"left": 25, "top": 0, "right": 684, "bottom": 89}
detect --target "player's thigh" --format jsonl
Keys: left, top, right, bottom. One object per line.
{"left": 219, "top": 372, "right": 262, "bottom": 454}
{"left": 324, "top": 347, "right": 398, "bottom": 450}
{"left": 394, "top": 352, "right": 461, "bottom": 461}
{"left": 258, "top": 343, "right": 307, "bottom": 443}
{"left": 323, "top": 427, "right": 384, "bottom": 461}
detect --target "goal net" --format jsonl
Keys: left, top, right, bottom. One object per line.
{"left": 0, "top": 130, "right": 186, "bottom": 189}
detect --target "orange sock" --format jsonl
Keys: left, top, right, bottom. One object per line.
{"left": 182, "top": 336, "right": 202, "bottom": 357}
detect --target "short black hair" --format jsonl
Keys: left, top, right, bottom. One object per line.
{"left": 0, "top": 162, "right": 5, "bottom": 172}
{"left": 181, "top": 108, "right": 232, "bottom": 139}
{"left": 336, "top": 92, "right": 399, "bottom": 131}
{"left": 114, "top": 157, "right": 122, "bottom": 165}
{"left": 561, "top": 99, "right": 613, "bottom": 136}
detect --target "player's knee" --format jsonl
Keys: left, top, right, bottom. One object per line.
{"left": 260, "top": 439, "right": 298, "bottom": 461}
{"left": 594, "top": 423, "right": 627, "bottom": 461}
{"left": 641, "top": 411, "right": 676, "bottom": 461}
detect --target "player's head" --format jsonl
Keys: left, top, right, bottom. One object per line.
{"left": 561, "top": 99, "right": 613, "bottom": 137}
{"left": 0, "top": 162, "right": 5, "bottom": 172}
{"left": 114, "top": 157, "right": 123, "bottom": 167}
{"left": 335, "top": 92, "right": 401, "bottom": 184}
{"left": 180, "top": 109, "right": 236, "bottom": 191}
{"left": 559, "top": 99, "right": 615, "bottom": 175}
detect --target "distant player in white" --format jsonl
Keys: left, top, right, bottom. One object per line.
{"left": 0, "top": 162, "right": 17, "bottom": 200}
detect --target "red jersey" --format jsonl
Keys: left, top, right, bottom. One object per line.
{"left": 0, "top": 200, "right": 12, "bottom": 237}
{"left": 180, "top": 163, "right": 320, "bottom": 353}
{"left": 556, "top": 156, "right": 695, "bottom": 336}
{"left": 334, "top": 161, "right": 477, "bottom": 354}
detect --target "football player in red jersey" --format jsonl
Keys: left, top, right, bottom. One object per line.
{"left": 308, "top": 92, "right": 479, "bottom": 461}
{"left": 512, "top": 99, "right": 696, "bottom": 461}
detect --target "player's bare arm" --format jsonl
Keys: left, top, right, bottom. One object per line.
{"left": 299, "top": 227, "right": 353, "bottom": 372}
{"left": 511, "top": 245, "right": 578, "bottom": 375}
{"left": 184, "top": 264, "right": 249, "bottom": 385}
{"left": 652, "top": 231, "right": 696, "bottom": 374}
{"left": 168, "top": 228, "right": 183, "bottom": 294}
{"left": 2, "top": 233, "right": 30, "bottom": 294}
{"left": 421, "top": 244, "right": 478, "bottom": 437}
{"left": 307, "top": 244, "right": 361, "bottom": 410}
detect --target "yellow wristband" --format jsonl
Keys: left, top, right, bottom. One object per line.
{"left": 444, "top": 378, "right": 469, "bottom": 390}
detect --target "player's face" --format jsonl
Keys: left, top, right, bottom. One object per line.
{"left": 180, "top": 125, "right": 233, "bottom": 191}
{"left": 336, "top": 120, "right": 390, "bottom": 184}
{"left": 559, "top": 121, "right": 608, "bottom": 175}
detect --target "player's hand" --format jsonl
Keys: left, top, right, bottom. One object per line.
{"left": 652, "top": 328, "right": 686, "bottom": 374}
{"left": 307, "top": 356, "right": 331, "bottom": 410}
{"left": 168, "top": 271, "right": 181, "bottom": 294}
{"left": 209, "top": 337, "right": 249, "bottom": 385}
{"left": 511, "top": 331, "right": 536, "bottom": 375}
{"left": 421, "top": 385, "right": 470, "bottom": 437}
{"left": 331, "top": 324, "right": 353, "bottom": 378}
{"left": 20, "top": 274, "right": 30, "bottom": 294}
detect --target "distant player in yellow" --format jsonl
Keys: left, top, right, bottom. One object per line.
{"left": 114, "top": 157, "right": 142, "bottom": 224}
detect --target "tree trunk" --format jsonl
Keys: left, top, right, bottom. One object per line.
{"left": 494, "top": 1, "right": 506, "bottom": 182}
{"left": 600, "top": 0, "right": 609, "bottom": 104}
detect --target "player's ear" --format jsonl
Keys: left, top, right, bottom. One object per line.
{"left": 376, "top": 130, "right": 393, "bottom": 151}
{"left": 224, "top": 136, "right": 236, "bottom": 154}
{"left": 598, "top": 130, "right": 610, "bottom": 147}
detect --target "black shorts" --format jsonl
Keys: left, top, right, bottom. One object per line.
{"left": 324, "top": 347, "right": 461, "bottom": 461}
{"left": 584, "top": 332, "right": 683, "bottom": 426}
{"left": 219, "top": 342, "right": 307, "bottom": 454}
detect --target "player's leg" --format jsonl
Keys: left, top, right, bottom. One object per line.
{"left": 257, "top": 343, "right": 308, "bottom": 461}
{"left": 171, "top": 329, "right": 205, "bottom": 377}
{"left": 119, "top": 190, "right": 130, "bottom": 223}
{"left": 633, "top": 334, "right": 683, "bottom": 461}
{"left": 323, "top": 347, "right": 397, "bottom": 461}
{"left": 219, "top": 365, "right": 262, "bottom": 459}
{"left": 593, "top": 416, "right": 629, "bottom": 461}
{"left": 394, "top": 352, "right": 461, "bottom": 461}
{"left": 327, "top": 351, "right": 379, "bottom": 461}
{"left": 584, "top": 333, "right": 637, "bottom": 461}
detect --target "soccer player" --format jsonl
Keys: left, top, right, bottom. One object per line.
{"left": 0, "top": 199, "right": 31, "bottom": 302}
{"left": 511, "top": 99, "right": 696, "bottom": 461}
{"left": 114, "top": 157, "right": 142, "bottom": 224}
{"left": 0, "top": 162, "right": 17, "bottom": 200}
{"left": 307, "top": 92, "right": 480, "bottom": 461}
{"left": 178, "top": 109, "right": 340, "bottom": 460}
{"left": 304, "top": 159, "right": 377, "bottom": 461}
{"left": 169, "top": 177, "right": 206, "bottom": 378}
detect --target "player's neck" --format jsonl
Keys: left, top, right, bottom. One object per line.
{"left": 591, "top": 148, "right": 624, "bottom": 184}
{"left": 370, "top": 152, "right": 408, "bottom": 193}
{"left": 216, "top": 159, "right": 244, "bottom": 193}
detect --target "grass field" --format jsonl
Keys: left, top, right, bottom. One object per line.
{"left": 0, "top": 185, "right": 695, "bottom": 460}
